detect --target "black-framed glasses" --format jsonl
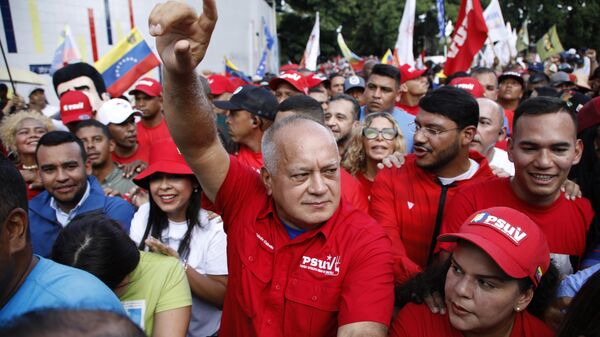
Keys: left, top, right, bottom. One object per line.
{"left": 409, "top": 122, "right": 460, "bottom": 137}
{"left": 363, "top": 127, "right": 398, "bottom": 140}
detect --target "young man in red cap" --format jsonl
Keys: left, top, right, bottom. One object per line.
{"left": 59, "top": 90, "right": 94, "bottom": 133}
{"left": 397, "top": 64, "right": 429, "bottom": 116}
{"left": 437, "top": 97, "right": 592, "bottom": 276}
{"left": 149, "top": 2, "right": 394, "bottom": 336}
{"left": 268, "top": 71, "right": 308, "bottom": 103}
{"left": 497, "top": 71, "right": 525, "bottom": 128}
{"left": 129, "top": 77, "right": 171, "bottom": 147}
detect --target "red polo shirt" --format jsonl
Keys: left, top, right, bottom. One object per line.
{"left": 111, "top": 144, "right": 150, "bottom": 165}
{"left": 340, "top": 168, "right": 369, "bottom": 213}
{"left": 389, "top": 303, "right": 553, "bottom": 337}
{"left": 370, "top": 152, "right": 495, "bottom": 283}
{"left": 395, "top": 102, "right": 420, "bottom": 116}
{"left": 235, "top": 145, "right": 264, "bottom": 173}
{"left": 212, "top": 156, "right": 394, "bottom": 337}
{"left": 136, "top": 118, "right": 171, "bottom": 147}
{"left": 437, "top": 177, "right": 594, "bottom": 261}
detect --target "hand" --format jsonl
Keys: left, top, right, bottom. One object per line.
{"left": 376, "top": 151, "right": 405, "bottom": 170}
{"left": 149, "top": 0, "right": 218, "bottom": 74}
{"left": 127, "top": 186, "right": 149, "bottom": 207}
{"left": 561, "top": 179, "right": 582, "bottom": 201}
{"left": 543, "top": 297, "right": 571, "bottom": 331}
{"left": 423, "top": 291, "right": 446, "bottom": 315}
{"left": 120, "top": 160, "right": 148, "bottom": 178}
{"left": 490, "top": 165, "right": 511, "bottom": 178}
{"left": 103, "top": 187, "right": 121, "bottom": 197}
{"left": 145, "top": 236, "right": 180, "bottom": 259}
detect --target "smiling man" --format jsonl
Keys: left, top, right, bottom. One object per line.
{"left": 28, "top": 131, "right": 134, "bottom": 257}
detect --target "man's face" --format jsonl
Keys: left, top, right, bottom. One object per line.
{"left": 28, "top": 91, "right": 46, "bottom": 108}
{"left": 133, "top": 93, "right": 162, "bottom": 120}
{"left": 403, "top": 76, "right": 429, "bottom": 97}
{"left": 473, "top": 73, "right": 498, "bottom": 100}
{"left": 275, "top": 82, "right": 302, "bottom": 103}
{"left": 226, "top": 109, "right": 255, "bottom": 145}
{"left": 309, "top": 91, "right": 329, "bottom": 111}
{"left": 498, "top": 79, "right": 523, "bottom": 102}
{"left": 37, "top": 142, "right": 91, "bottom": 211}
{"left": 262, "top": 122, "right": 340, "bottom": 230}
{"left": 107, "top": 116, "right": 137, "bottom": 149}
{"left": 364, "top": 74, "right": 399, "bottom": 113}
{"left": 508, "top": 112, "right": 583, "bottom": 205}
{"left": 471, "top": 101, "right": 504, "bottom": 156}
{"left": 75, "top": 126, "right": 114, "bottom": 168}
{"left": 325, "top": 100, "right": 355, "bottom": 145}
{"left": 329, "top": 76, "right": 345, "bottom": 96}
{"left": 56, "top": 76, "right": 106, "bottom": 112}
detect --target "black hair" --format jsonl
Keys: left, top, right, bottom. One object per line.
{"left": 51, "top": 211, "right": 140, "bottom": 289}
{"left": 328, "top": 72, "right": 344, "bottom": 82}
{"left": 0, "top": 155, "right": 28, "bottom": 228}
{"left": 308, "top": 87, "right": 326, "bottom": 94}
{"left": 512, "top": 97, "right": 576, "bottom": 137}
{"left": 419, "top": 86, "right": 479, "bottom": 129}
{"left": 445, "top": 71, "right": 470, "bottom": 85}
{"left": 556, "top": 269, "right": 600, "bottom": 337}
{"left": 138, "top": 173, "right": 202, "bottom": 261}
{"left": 329, "top": 93, "right": 360, "bottom": 120}
{"left": 470, "top": 67, "right": 496, "bottom": 76}
{"left": 74, "top": 119, "right": 112, "bottom": 139}
{"left": 369, "top": 64, "right": 401, "bottom": 87}
{"left": 36, "top": 130, "right": 87, "bottom": 163}
{"left": 277, "top": 95, "right": 324, "bottom": 124}
{"left": 532, "top": 86, "right": 560, "bottom": 98}
{"left": 0, "top": 309, "right": 146, "bottom": 337}
{"left": 52, "top": 62, "right": 107, "bottom": 98}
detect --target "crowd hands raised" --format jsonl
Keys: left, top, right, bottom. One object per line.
{"left": 2, "top": 1, "right": 600, "bottom": 336}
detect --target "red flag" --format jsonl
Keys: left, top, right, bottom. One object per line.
{"left": 443, "top": 0, "right": 488, "bottom": 76}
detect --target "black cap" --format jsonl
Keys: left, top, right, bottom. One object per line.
{"left": 214, "top": 85, "right": 278, "bottom": 120}
{"left": 528, "top": 72, "right": 549, "bottom": 85}
{"left": 498, "top": 71, "right": 525, "bottom": 87}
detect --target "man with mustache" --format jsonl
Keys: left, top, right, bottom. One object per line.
{"left": 370, "top": 86, "right": 495, "bottom": 283}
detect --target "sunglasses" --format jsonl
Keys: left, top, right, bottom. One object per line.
{"left": 362, "top": 127, "right": 397, "bottom": 140}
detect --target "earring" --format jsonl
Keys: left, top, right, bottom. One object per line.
{"left": 515, "top": 307, "right": 520, "bottom": 312}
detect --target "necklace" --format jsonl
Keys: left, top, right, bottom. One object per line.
{"left": 22, "top": 164, "right": 38, "bottom": 170}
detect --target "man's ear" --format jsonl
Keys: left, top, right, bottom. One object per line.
{"left": 461, "top": 125, "right": 477, "bottom": 146}
{"left": 497, "top": 126, "right": 508, "bottom": 142}
{"left": 507, "top": 137, "right": 514, "bottom": 163}
{"left": 261, "top": 167, "right": 273, "bottom": 195}
{"left": 85, "top": 158, "right": 93, "bottom": 175}
{"left": 108, "top": 139, "right": 116, "bottom": 153}
{"left": 5, "top": 208, "right": 29, "bottom": 253}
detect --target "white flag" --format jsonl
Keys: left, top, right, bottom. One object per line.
{"left": 483, "top": 0, "right": 508, "bottom": 43}
{"left": 508, "top": 22, "right": 518, "bottom": 58}
{"left": 394, "top": 0, "right": 416, "bottom": 66}
{"left": 302, "top": 12, "right": 320, "bottom": 71}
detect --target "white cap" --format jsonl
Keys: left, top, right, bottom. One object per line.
{"left": 96, "top": 98, "right": 141, "bottom": 125}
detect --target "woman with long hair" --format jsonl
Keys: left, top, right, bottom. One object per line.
{"left": 129, "top": 138, "right": 227, "bottom": 337}
{"left": 342, "top": 111, "right": 405, "bottom": 199}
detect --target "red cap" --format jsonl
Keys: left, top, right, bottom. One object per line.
{"left": 449, "top": 77, "right": 485, "bottom": 98}
{"left": 306, "top": 73, "right": 329, "bottom": 89}
{"left": 229, "top": 77, "right": 250, "bottom": 91}
{"left": 269, "top": 71, "right": 308, "bottom": 94}
{"left": 207, "top": 74, "right": 235, "bottom": 95}
{"left": 128, "top": 77, "right": 162, "bottom": 97}
{"left": 577, "top": 97, "right": 600, "bottom": 133}
{"left": 439, "top": 207, "right": 550, "bottom": 288}
{"left": 399, "top": 64, "right": 427, "bottom": 84}
{"left": 133, "top": 138, "right": 193, "bottom": 189}
{"left": 60, "top": 90, "right": 93, "bottom": 125}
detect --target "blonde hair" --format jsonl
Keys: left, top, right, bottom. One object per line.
{"left": 0, "top": 110, "right": 55, "bottom": 152}
{"left": 342, "top": 112, "right": 405, "bottom": 176}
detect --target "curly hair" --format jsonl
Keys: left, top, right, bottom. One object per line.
{"left": 0, "top": 110, "right": 55, "bottom": 152}
{"left": 342, "top": 112, "right": 405, "bottom": 176}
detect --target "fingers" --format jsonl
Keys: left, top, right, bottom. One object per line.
{"left": 148, "top": 1, "right": 198, "bottom": 37}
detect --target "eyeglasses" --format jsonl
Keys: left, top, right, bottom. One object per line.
{"left": 409, "top": 122, "right": 460, "bottom": 137}
{"left": 362, "top": 127, "right": 398, "bottom": 140}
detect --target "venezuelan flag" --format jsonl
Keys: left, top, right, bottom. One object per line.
{"left": 224, "top": 56, "right": 252, "bottom": 83}
{"left": 95, "top": 28, "right": 160, "bottom": 97}
{"left": 381, "top": 49, "right": 394, "bottom": 65}
{"left": 49, "top": 25, "right": 81, "bottom": 75}
{"left": 336, "top": 29, "right": 364, "bottom": 71}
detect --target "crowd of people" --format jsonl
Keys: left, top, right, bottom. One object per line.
{"left": 1, "top": 1, "right": 600, "bottom": 336}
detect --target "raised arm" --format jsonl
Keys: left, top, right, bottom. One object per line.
{"left": 149, "top": 0, "right": 229, "bottom": 201}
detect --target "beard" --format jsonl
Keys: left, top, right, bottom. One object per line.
{"left": 416, "top": 138, "right": 461, "bottom": 173}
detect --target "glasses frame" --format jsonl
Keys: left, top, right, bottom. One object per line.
{"left": 362, "top": 127, "right": 398, "bottom": 140}
{"left": 409, "top": 122, "right": 461, "bottom": 137}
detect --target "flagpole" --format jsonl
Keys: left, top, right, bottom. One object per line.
{"left": 0, "top": 39, "right": 16, "bottom": 93}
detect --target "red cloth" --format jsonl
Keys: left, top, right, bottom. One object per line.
{"left": 235, "top": 145, "right": 264, "bottom": 173}
{"left": 340, "top": 169, "right": 369, "bottom": 214}
{"left": 395, "top": 102, "right": 420, "bottom": 116}
{"left": 136, "top": 118, "right": 172, "bottom": 147}
{"left": 211, "top": 156, "right": 394, "bottom": 337}
{"left": 389, "top": 303, "right": 554, "bottom": 337}
{"left": 112, "top": 145, "right": 150, "bottom": 165}
{"left": 356, "top": 172, "right": 374, "bottom": 201}
{"left": 437, "top": 177, "right": 593, "bottom": 260}
{"left": 370, "top": 151, "right": 495, "bottom": 283}
{"left": 443, "top": 0, "right": 488, "bottom": 75}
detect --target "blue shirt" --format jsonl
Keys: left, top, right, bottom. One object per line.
{"left": 0, "top": 256, "right": 125, "bottom": 323}
{"left": 556, "top": 263, "right": 600, "bottom": 298}
{"left": 360, "top": 106, "right": 415, "bottom": 152}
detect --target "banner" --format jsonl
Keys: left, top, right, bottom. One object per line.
{"left": 225, "top": 56, "right": 252, "bottom": 83}
{"left": 444, "top": 0, "right": 488, "bottom": 76}
{"left": 436, "top": 0, "right": 445, "bottom": 38}
{"left": 516, "top": 19, "right": 529, "bottom": 52}
{"left": 536, "top": 25, "right": 564, "bottom": 61}
{"left": 49, "top": 25, "right": 81, "bottom": 75}
{"left": 336, "top": 26, "right": 364, "bottom": 70}
{"left": 483, "top": 0, "right": 508, "bottom": 43}
{"left": 394, "top": 0, "right": 416, "bottom": 66}
{"left": 300, "top": 12, "right": 320, "bottom": 71}
{"left": 255, "top": 17, "right": 275, "bottom": 78}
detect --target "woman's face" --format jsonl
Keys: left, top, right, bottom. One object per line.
{"left": 362, "top": 117, "right": 396, "bottom": 162}
{"left": 149, "top": 173, "right": 195, "bottom": 222}
{"left": 15, "top": 118, "right": 47, "bottom": 155}
{"left": 444, "top": 242, "right": 532, "bottom": 335}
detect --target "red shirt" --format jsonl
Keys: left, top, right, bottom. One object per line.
{"left": 356, "top": 171, "right": 374, "bottom": 201}
{"left": 437, "top": 177, "right": 594, "bottom": 260}
{"left": 340, "top": 168, "right": 369, "bottom": 214}
{"left": 136, "top": 118, "right": 172, "bottom": 147}
{"left": 212, "top": 156, "right": 394, "bottom": 337}
{"left": 389, "top": 303, "right": 554, "bottom": 337}
{"left": 395, "top": 102, "right": 420, "bottom": 116}
{"left": 370, "top": 152, "right": 495, "bottom": 282}
{"left": 235, "top": 145, "right": 264, "bottom": 173}
{"left": 112, "top": 145, "right": 150, "bottom": 165}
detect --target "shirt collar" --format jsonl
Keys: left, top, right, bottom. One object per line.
{"left": 50, "top": 182, "right": 91, "bottom": 220}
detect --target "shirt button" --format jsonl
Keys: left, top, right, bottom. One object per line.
{"left": 267, "top": 319, "right": 273, "bottom": 325}
{"left": 275, "top": 283, "right": 281, "bottom": 290}
{"left": 248, "top": 256, "right": 254, "bottom": 262}
{"left": 311, "top": 295, "right": 318, "bottom": 301}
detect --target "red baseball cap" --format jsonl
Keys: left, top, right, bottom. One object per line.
{"left": 577, "top": 96, "right": 600, "bottom": 133}
{"left": 399, "top": 64, "right": 427, "bottom": 84}
{"left": 128, "top": 77, "right": 163, "bottom": 97}
{"left": 449, "top": 77, "right": 485, "bottom": 98}
{"left": 229, "top": 77, "right": 250, "bottom": 91}
{"left": 269, "top": 71, "right": 308, "bottom": 94}
{"left": 60, "top": 90, "right": 93, "bottom": 125}
{"left": 133, "top": 138, "right": 194, "bottom": 189}
{"left": 438, "top": 207, "right": 550, "bottom": 288}
{"left": 207, "top": 74, "right": 235, "bottom": 95}
{"left": 306, "top": 73, "right": 329, "bottom": 89}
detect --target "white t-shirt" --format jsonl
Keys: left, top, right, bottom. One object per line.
{"left": 489, "top": 147, "right": 515, "bottom": 176}
{"left": 438, "top": 159, "right": 480, "bottom": 186}
{"left": 130, "top": 203, "right": 228, "bottom": 337}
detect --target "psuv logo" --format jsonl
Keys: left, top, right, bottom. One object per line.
{"left": 300, "top": 255, "right": 341, "bottom": 276}
{"left": 456, "top": 83, "right": 475, "bottom": 91}
{"left": 137, "top": 80, "right": 155, "bottom": 87}
{"left": 63, "top": 102, "right": 83, "bottom": 111}
{"left": 280, "top": 73, "right": 302, "bottom": 82}
{"left": 471, "top": 212, "right": 527, "bottom": 244}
